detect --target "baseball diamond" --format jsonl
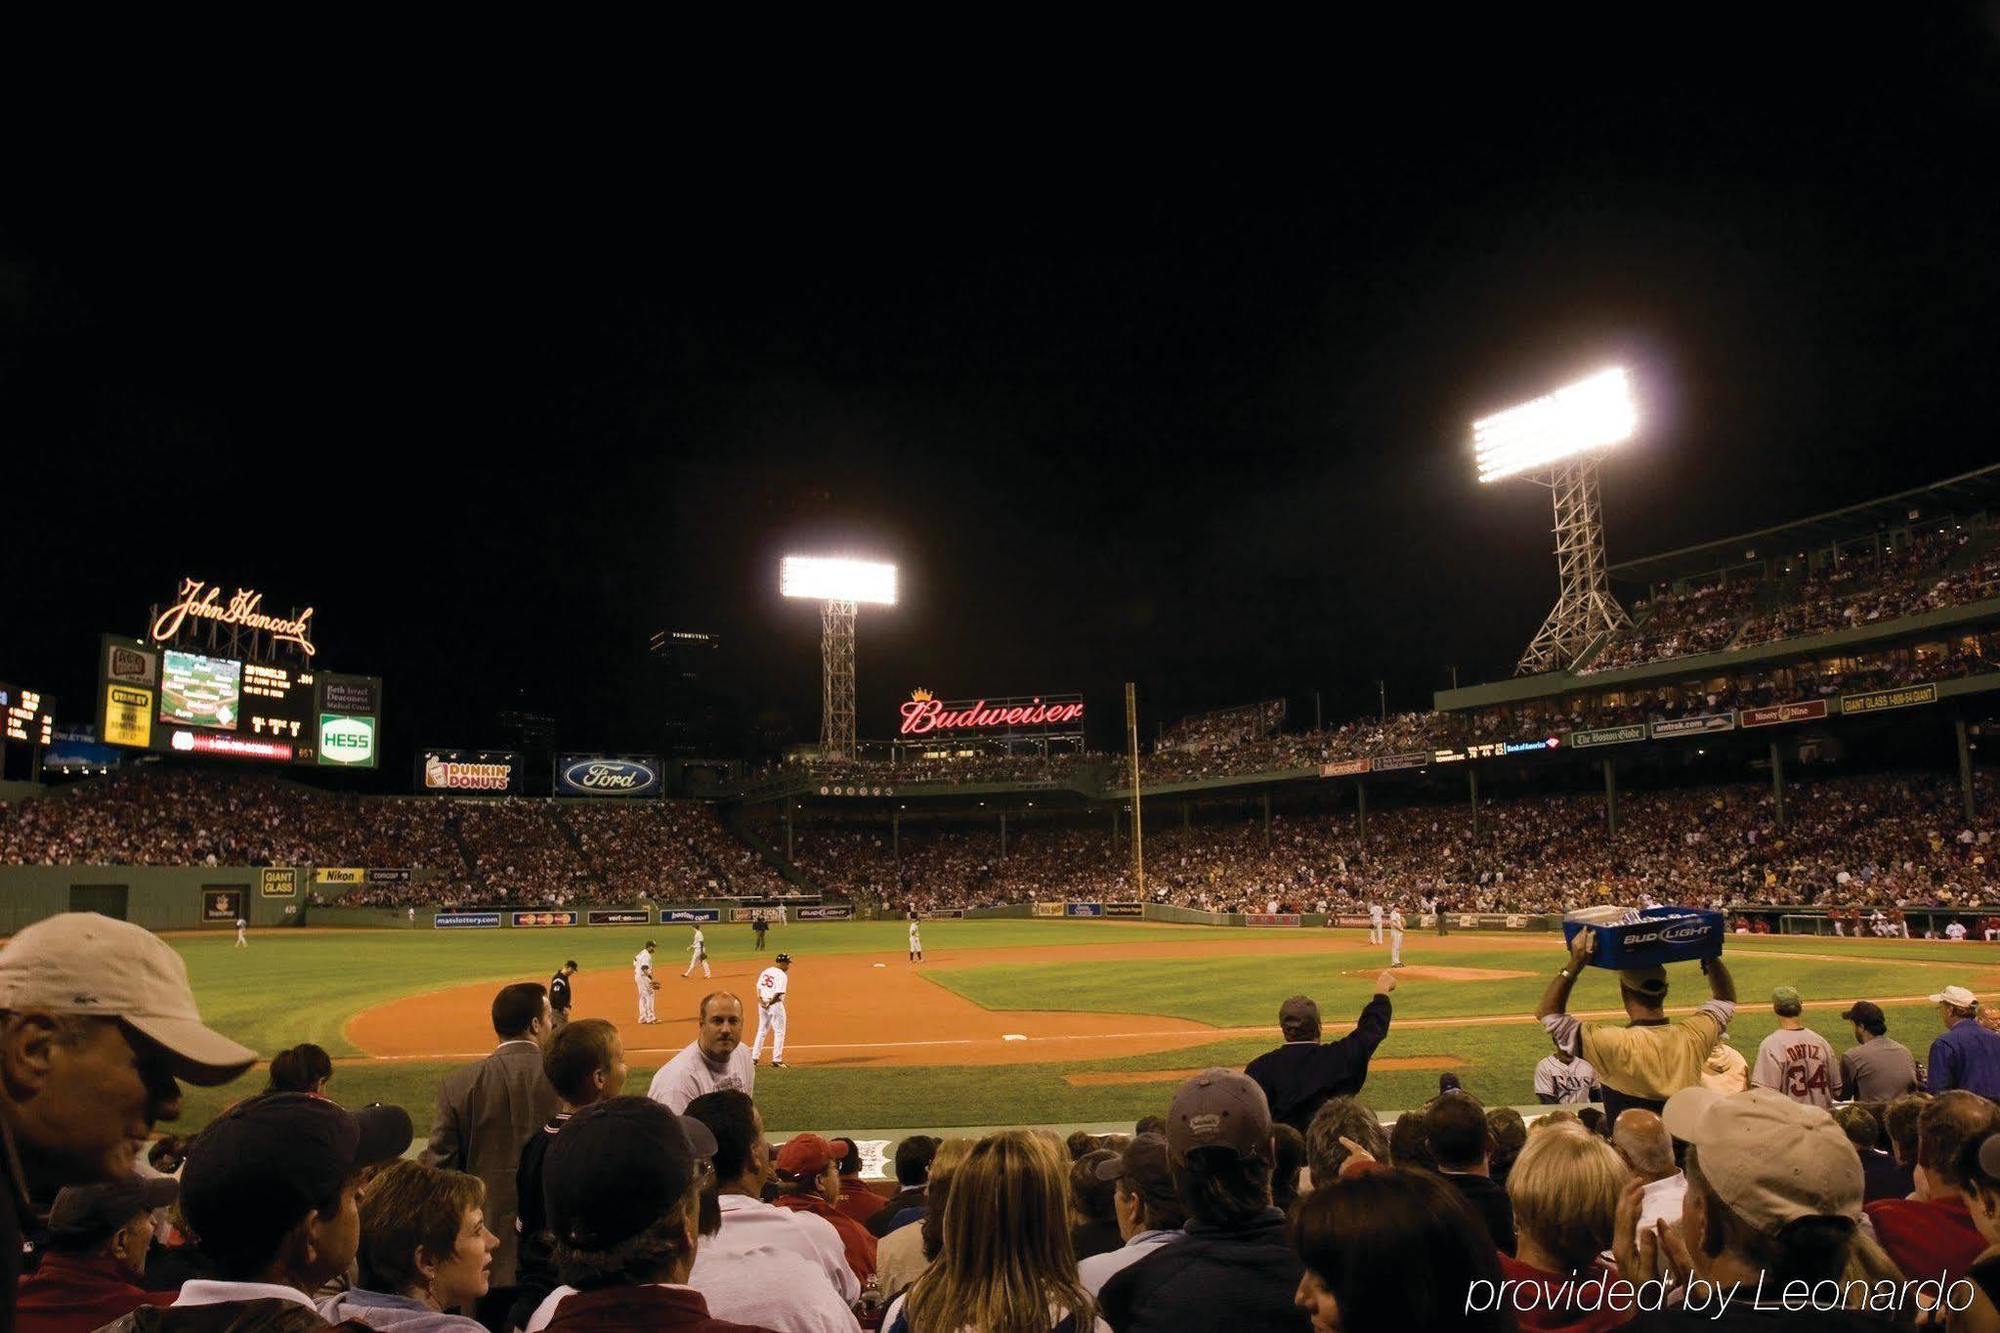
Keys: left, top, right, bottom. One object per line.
{"left": 144, "top": 917, "right": 2000, "bottom": 1144}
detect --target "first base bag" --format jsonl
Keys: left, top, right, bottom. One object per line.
{"left": 1562, "top": 905, "right": 1725, "bottom": 969}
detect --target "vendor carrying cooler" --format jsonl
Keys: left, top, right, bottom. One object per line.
{"left": 1533, "top": 926, "right": 1738, "bottom": 1131}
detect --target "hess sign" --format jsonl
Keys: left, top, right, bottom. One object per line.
{"left": 897, "top": 688, "right": 1086, "bottom": 736}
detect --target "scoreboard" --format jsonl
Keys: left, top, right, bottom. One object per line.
{"left": 97, "top": 634, "right": 380, "bottom": 768}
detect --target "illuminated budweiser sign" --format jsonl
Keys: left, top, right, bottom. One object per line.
{"left": 897, "top": 689, "right": 1085, "bottom": 736}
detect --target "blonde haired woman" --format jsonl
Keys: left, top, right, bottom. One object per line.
{"left": 876, "top": 1138, "right": 974, "bottom": 1300}
{"left": 883, "top": 1130, "right": 1093, "bottom": 1333}
{"left": 1501, "top": 1121, "right": 1630, "bottom": 1331}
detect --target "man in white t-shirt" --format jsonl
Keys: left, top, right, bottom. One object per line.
{"left": 1533, "top": 1039, "right": 1600, "bottom": 1105}
{"left": 751, "top": 953, "right": 793, "bottom": 1068}
{"left": 633, "top": 941, "right": 658, "bottom": 1024}
{"left": 1751, "top": 985, "right": 1837, "bottom": 1109}
{"left": 647, "top": 992, "right": 755, "bottom": 1114}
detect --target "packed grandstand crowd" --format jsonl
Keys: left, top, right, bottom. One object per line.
{"left": 1582, "top": 525, "right": 2000, "bottom": 675}
{"left": 14, "top": 763, "right": 2000, "bottom": 928}
{"left": 0, "top": 772, "right": 789, "bottom": 907}
{"left": 794, "top": 770, "right": 2000, "bottom": 921}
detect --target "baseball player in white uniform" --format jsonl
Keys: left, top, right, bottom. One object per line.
{"left": 750, "top": 952, "right": 792, "bottom": 1067}
{"left": 234, "top": 918, "right": 247, "bottom": 948}
{"left": 1388, "top": 906, "right": 1405, "bottom": 967}
{"left": 1368, "top": 903, "right": 1383, "bottom": 945}
{"left": 683, "top": 926, "right": 711, "bottom": 978}
{"left": 908, "top": 918, "right": 923, "bottom": 962}
{"left": 634, "top": 940, "right": 659, "bottom": 1023}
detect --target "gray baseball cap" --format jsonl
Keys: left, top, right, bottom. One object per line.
{"left": 1278, "top": 996, "right": 1320, "bottom": 1039}
{"left": 1167, "top": 1068, "right": 1273, "bottom": 1166}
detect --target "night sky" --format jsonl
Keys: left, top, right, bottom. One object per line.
{"left": 7, "top": 18, "right": 2000, "bottom": 779}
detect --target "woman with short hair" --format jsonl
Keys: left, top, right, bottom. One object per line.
{"left": 320, "top": 1160, "right": 496, "bottom": 1332}
{"left": 1501, "top": 1122, "right": 1629, "bottom": 1330}
{"left": 884, "top": 1131, "right": 1092, "bottom": 1333}
{"left": 1291, "top": 1168, "right": 1510, "bottom": 1333}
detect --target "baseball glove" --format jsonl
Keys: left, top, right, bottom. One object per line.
{"left": 650, "top": 980, "right": 662, "bottom": 991}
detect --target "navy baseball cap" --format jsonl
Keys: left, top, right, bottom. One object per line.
{"left": 545, "top": 1096, "right": 717, "bottom": 1251}
{"left": 775, "top": 953, "right": 793, "bottom": 963}
{"left": 182, "top": 1093, "right": 411, "bottom": 1256}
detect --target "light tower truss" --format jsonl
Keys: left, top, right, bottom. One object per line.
{"left": 820, "top": 599, "right": 858, "bottom": 759}
{"left": 1514, "top": 456, "right": 1629, "bottom": 674}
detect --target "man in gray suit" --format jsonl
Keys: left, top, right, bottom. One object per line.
{"left": 423, "top": 981, "right": 559, "bottom": 1318}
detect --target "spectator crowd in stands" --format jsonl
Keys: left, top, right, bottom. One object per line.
{"left": 16, "top": 891, "right": 2000, "bottom": 1328}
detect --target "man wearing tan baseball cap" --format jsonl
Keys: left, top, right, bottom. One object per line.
{"left": 0, "top": 913, "right": 258, "bottom": 1332}
{"left": 1619, "top": 1087, "right": 1875, "bottom": 1319}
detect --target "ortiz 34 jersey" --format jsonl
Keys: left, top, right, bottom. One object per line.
{"left": 1751, "top": 1027, "right": 1838, "bottom": 1109}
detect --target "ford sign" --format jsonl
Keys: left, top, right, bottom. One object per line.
{"left": 557, "top": 755, "right": 662, "bottom": 798}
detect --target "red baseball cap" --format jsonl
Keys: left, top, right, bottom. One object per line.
{"left": 775, "top": 1132, "right": 847, "bottom": 1178}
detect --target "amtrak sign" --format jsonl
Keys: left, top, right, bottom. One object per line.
{"left": 557, "top": 754, "right": 663, "bottom": 798}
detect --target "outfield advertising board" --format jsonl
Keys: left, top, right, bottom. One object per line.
{"left": 1319, "top": 758, "right": 1370, "bottom": 777}
{"left": 557, "top": 755, "right": 663, "bottom": 798}
{"left": 436, "top": 912, "right": 501, "bottom": 929}
{"left": 261, "top": 868, "right": 296, "bottom": 898}
{"left": 1032, "top": 901, "right": 1065, "bottom": 918}
{"left": 1245, "top": 912, "right": 1302, "bottom": 927}
{"left": 1103, "top": 902, "right": 1144, "bottom": 918}
{"left": 1371, "top": 751, "right": 1429, "bottom": 772}
{"left": 1652, "top": 712, "right": 1736, "bottom": 738}
{"left": 587, "top": 909, "right": 652, "bottom": 926}
{"left": 512, "top": 911, "right": 576, "bottom": 928}
{"left": 1842, "top": 683, "right": 1939, "bottom": 715}
{"left": 203, "top": 887, "right": 246, "bottom": 922}
{"left": 1571, "top": 724, "right": 1648, "bottom": 748}
{"left": 1065, "top": 902, "right": 1104, "bottom": 917}
{"left": 922, "top": 909, "right": 965, "bottom": 920}
{"left": 367, "top": 868, "right": 412, "bottom": 884}
{"left": 661, "top": 907, "right": 722, "bottom": 925}
{"left": 795, "top": 905, "right": 855, "bottom": 921}
{"left": 1740, "top": 700, "right": 1828, "bottom": 729}
{"left": 314, "top": 868, "right": 366, "bottom": 885}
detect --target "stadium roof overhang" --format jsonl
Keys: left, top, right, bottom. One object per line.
{"left": 1610, "top": 463, "right": 2000, "bottom": 587}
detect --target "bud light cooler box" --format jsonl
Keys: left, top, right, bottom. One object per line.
{"left": 1562, "top": 906, "right": 1725, "bottom": 969}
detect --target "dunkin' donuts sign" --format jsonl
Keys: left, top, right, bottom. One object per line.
{"left": 897, "top": 688, "right": 1085, "bottom": 736}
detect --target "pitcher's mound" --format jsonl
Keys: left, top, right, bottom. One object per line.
{"left": 1343, "top": 966, "right": 1533, "bottom": 982}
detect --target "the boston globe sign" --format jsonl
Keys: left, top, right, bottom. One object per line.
{"left": 557, "top": 754, "right": 663, "bottom": 798}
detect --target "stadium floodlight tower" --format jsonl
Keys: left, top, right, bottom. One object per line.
{"left": 780, "top": 556, "right": 898, "bottom": 760}
{"left": 1474, "top": 367, "right": 1638, "bottom": 675}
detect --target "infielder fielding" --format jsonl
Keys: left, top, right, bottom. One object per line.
{"left": 750, "top": 952, "right": 793, "bottom": 1067}
{"left": 683, "top": 926, "right": 710, "bottom": 979}
{"left": 549, "top": 960, "right": 577, "bottom": 1029}
{"left": 1388, "top": 906, "right": 1405, "bottom": 967}
{"left": 633, "top": 940, "right": 659, "bottom": 1023}
{"left": 908, "top": 917, "right": 923, "bottom": 962}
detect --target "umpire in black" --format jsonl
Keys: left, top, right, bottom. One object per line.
{"left": 1244, "top": 969, "right": 1396, "bottom": 1134}
{"left": 549, "top": 960, "right": 577, "bottom": 1029}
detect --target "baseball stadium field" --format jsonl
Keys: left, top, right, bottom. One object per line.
{"left": 167, "top": 919, "right": 2000, "bottom": 1141}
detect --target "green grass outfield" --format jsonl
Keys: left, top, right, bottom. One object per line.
{"left": 164, "top": 921, "right": 2000, "bottom": 1140}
